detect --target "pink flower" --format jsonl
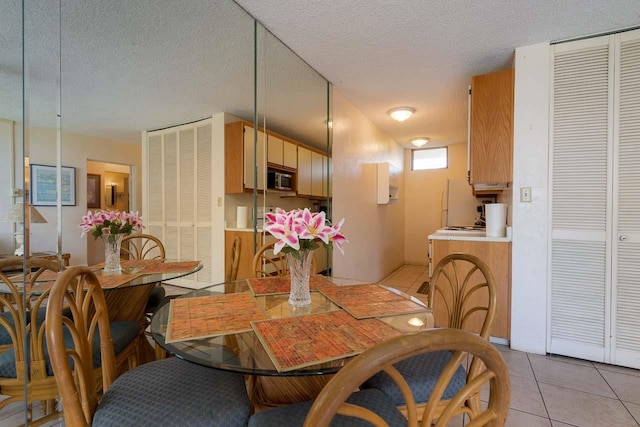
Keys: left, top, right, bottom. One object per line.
{"left": 79, "top": 210, "right": 145, "bottom": 240}
{"left": 264, "top": 208, "right": 348, "bottom": 255}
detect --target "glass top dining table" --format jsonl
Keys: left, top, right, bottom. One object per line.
{"left": 150, "top": 276, "right": 434, "bottom": 377}
{"left": 0, "top": 258, "right": 204, "bottom": 296}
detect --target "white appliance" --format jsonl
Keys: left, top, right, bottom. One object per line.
{"left": 442, "top": 179, "right": 479, "bottom": 227}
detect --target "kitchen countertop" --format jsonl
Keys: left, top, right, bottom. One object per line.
{"left": 225, "top": 227, "right": 264, "bottom": 232}
{"left": 428, "top": 227, "right": 512, "bottom": 243}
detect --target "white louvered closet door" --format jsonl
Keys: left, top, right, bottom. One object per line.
{"left": 145, "top": 118, "right": 214, "bottom": 289}
{"left": 612, "top": 31, "right": 640, "bottom": 368}
{"left": 550, "top": 36, "right": 613, "bottom": 362}
{"left": 551, "top": 30, "right": 640, "bottom": 368}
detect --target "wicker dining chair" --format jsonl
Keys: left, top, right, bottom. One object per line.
{"left": 251, "top": 241, "right": 317, "bottom": 279}
{"left": 120, "top": 233, "right": 167, "bottom": 313}
{"left": 227, "top": 235, "right": 242, "bottom": 282}
{"left": 45, "top": 266, "right": 251, "bottom": 427}
{"left": 362, "top": 252, "right": 498, "bottom": 421}
{"left": 248, "top": 328, "right": 510, "bottom": 427}
{"left": 0, "top": 257, "right": 138, "bottom": 425}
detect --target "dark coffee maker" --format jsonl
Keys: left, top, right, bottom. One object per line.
{"left": 475, "top": 205, "right": 486, "bottom": 226}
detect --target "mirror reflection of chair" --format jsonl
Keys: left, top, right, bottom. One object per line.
{"left": 362, "top": 252, "right": 498, "bottom": 421}
{"left": 251, "top": 241, "right": 317, "bottom": 279}
{"left": 46, "top": 266, "right": 251, "bottom": 427}
{"left": 226, "top": 236, "right": 242, "bottom": 282}
{"left": 120, "top": 233, "right": 166, "bottom": 317}
{"left": 120, "top": 233, "right": 165, "bottom": 261}
{"left": 0, "top": 257, "right": 62, "bottom": 424}
{"left": 248, "top": 328, "right": 510, "bottom": 426}
{"left": 0, "top": 257, "right": 137, "bottom": 425}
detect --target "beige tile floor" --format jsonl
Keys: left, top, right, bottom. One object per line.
{"left": 2, "top": 264, "right": 639, "bottom": 426}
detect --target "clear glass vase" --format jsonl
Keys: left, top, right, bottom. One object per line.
{"left": 287, "top": 249, "right": 313, "bottom": 307}
{"left": 101, "top": 232, "right": 125, "bottom": 274}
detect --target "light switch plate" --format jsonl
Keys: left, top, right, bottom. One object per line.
{"left": 520, "top": 187, "right": 532, "bottom": 203}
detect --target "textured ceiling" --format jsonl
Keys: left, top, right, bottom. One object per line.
{"left": 236, "top": 0, "right": 640, "bottom": 148}
{"left": 1, "top": 1, "right": 639, "bottom": 150}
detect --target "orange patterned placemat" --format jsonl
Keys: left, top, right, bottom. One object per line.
{"left": 96, "top": 273, "right": 144, "bottom": 289}
{"left": 251, "top": 310, "right": 402, "bottom": 372}
{"left": 139, "top": 260, "right": 201, "bottom": 274}
{"left": 319, "top": 284, "right": 428, "bottom": 319}
{"left": 248, "top": 275, "right": 335, "bottom": 295}
{"left": 166, "top": 293, "right": 269, "bottom": 343}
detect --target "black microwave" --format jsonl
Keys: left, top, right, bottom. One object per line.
{"left": 267, "top": 170, "right": 293, "bottom": 191}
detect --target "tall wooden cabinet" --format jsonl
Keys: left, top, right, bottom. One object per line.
{"left": 430, "top": 239, "right": 511, "bottom": 340}
{"left": 469, "top": 69, "right": 514, "bottom": 185}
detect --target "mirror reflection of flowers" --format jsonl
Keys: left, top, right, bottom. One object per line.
{"left": 79, "top": 210, "right": 144, "bottom": 239}
{"left": 264, "top": 208, "right": 348, "bottom": 256}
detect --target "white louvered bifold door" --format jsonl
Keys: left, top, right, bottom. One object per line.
{"left": 612, "top": 30, "right": 640, "bottom": 368}
{"left": 145, "top": 118, "right": 214, "bottom": 289}
{"left": 549, "top": 36, "right": 613, "bottom": 362}
{"left": 194, "top": 122, "right": 213, "bottom": 286}
{"left": 147, "top": 134, "right": 164, "bottom": 240}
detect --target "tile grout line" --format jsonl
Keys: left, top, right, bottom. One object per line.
{"left": 593, "top": 366, "right": 640, "bottom": 427}
{"left": 526, "top": 352, "right": 554, "bottom": 424}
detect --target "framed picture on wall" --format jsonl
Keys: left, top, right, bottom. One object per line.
{"left": 86, "top": 174, "right": 101, "bottom": 209}
{"left": 30, "top": 164, "right": 77, "bottom": 206}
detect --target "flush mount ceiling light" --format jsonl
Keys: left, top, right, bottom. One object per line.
{"left": 410, "top": 137, "right": 429, "bottom": 147}
{"left": 388, "top": 107, "right": 415, "bottom": 122}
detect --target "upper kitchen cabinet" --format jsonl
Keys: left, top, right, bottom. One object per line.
{"left": 225, "top": 121, "right": 266, "bottom": 193}
{"left": 267, "top": 134, "right": 297, "bottom": 170}
{"left": 469, "top": 68, "right": 514, "bottom": 186}
{"left": 297, "top": 145, "right": 329, "bottom": 199}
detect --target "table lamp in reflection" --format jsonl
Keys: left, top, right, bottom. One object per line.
{"left": 0, "top": 202, "right": 48, "bottom": 255}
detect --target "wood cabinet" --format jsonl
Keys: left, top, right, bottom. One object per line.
{"left": 225, "top": 230, "right": 265, "bottom": 280}
{"left": 226, "top": 120, "right": 328, "bottom": 196}
{"left": 469, "top": 69, "right": 514, "bottom": 185}
{"left": 297, "top": 147, "right": 328, "bottom": 198}
{"left": 311, "top": 151, "right": 325, "bottom": 197}
{"left": 225, "top": 121, "right": 267, "bottom": 193}
{"left": 267, "top": 134, "right": 297, "bottom": 170}
{"left": 297, "top": 146, "right": 312, "bottom": 195}
{"left": 430, "top": 239, "right": 511, "bottom": 339}
{"left": 225, "top": 230, "right": 329, "bottom": 281}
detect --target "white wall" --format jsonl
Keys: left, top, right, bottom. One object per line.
{"left": 331, "top": 89, "right": 405, "bottom": 282}
{"left": 27, "top": 127, "right": 142, "bottom": 266}
{"left": 403, "top": 143, "right": 469, "bottom": 264}
{"left": 511, "top": 42, "right": 551, "bottom": 354}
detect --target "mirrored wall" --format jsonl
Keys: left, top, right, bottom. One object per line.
{"left": 1, "top": 1, "right": 330, "bottom": 423}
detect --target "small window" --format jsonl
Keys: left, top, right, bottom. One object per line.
{"left": 412, "top": 147, "right": 448, "bottom": 170}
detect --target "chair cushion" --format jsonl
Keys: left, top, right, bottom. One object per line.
{"left": 248, "top": 388, "right": 407, "bottom": 427}
{"left": 361, "top": 350, "right": 467, "bottom": 406}
{"left": 0, "top": 306, "right": 74, "bottom": 348}
{"left": 0, "top": 311, "right": 17, "bottom": 347}
{"left": 0, "top": 321, "right": 139, "bottom": 378}
{"left": 93, "top": 357, "right": 251, "bottom": 427}
{"left": 145, "top": 286, "right": 166, "bottom": 311}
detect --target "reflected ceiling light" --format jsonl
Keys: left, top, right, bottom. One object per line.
{"left": 408, "top": 317, "right": 425, "bottom": 327}
{"left": 389, "top": 107, "right": 415, "bottom": 122}
{"left": 410, "top": 137, "right": 429, "bottom": 147}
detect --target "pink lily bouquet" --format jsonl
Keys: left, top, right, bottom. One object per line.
{"left": 79, "top": 210, "right": 144, "bottom": 240}
{"left": 264, "top": 208, "right": 348, "bottom": 256}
